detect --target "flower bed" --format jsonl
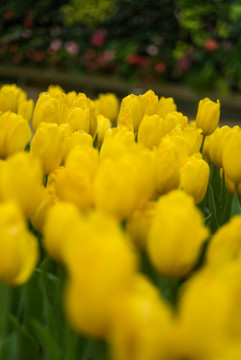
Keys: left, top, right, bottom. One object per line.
{"left": 1, "top": 0, "right": 241, "bottom": 93}
{"left": 1, "top": 83, "right": 241, "bottom": 359}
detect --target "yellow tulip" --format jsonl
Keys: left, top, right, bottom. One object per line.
{"left": 96, "top": 114, "right": 111, "bottom": 148}
{"left": 95, "top": 150, "right": 154, "bottom": 220}
{"left": 180, "top": 154, "right": 210, "bottom": 204}
{"left": 0, "top": 84, "right": 27, "bottom": 113}
{"left": 176, "top": 267, "right": 241, "bottom": 360}
{"left": 30, "top": 186, "right": 57, "bottom": 234}
{"left": 147, "top": 190, "right": 209, "bottom": 277}
{"left": 154, "top": 138, "right": 180, "bottom": 195}
{"left": 224, "top": 174, "right": 241, "bottom": 197}
{"left": 64, "top": 130, "right": 93, "bottom": 161}
{"left": 43, "top": 202, "right": 81, "bottom": 262}
{"left": 162, "top": 111, "right": 188, "bottom": 136}
{"left": 209, "top": 126, "right": 233, "bottom": 168}
{"left": 94, "top": 93, "right": 119, "bottom": 123}
{"left": 30, "top": 122, "right": 65, "bottom": 175}
{"left": 222, "top": 128, "right": 241, "bottom": 183}
{"left": 0, "top": 111, "right": 32, "bottom": 159}
{"left": 137, "top": 114, "right": 163, "bottom": 149}
{"left": 0, "top": 152, "right": 43, "bottom": 218}
{"left": 17, "top": 99, "right": 34, "bottom": 123}
{"left": 32, "top": 93, "right": 66, "bottom": 131}
{"left": 117, "top": 94, "right": 146, "bottom": 132}
{"left": 196, "top": 97, "right": 220, "bottom": 136}
{"left": 64, "top": 211, "right": 137, "bottom": 337}
{"left": 141, "top": 89, "right": 159, "bottom": 115}
{"left": 126, "top": 201, "right": 156, "bottom": 251}
{"left": 155, "top": 96, "right": 177, "bottom": 118}
{"left": 0, "top": 202, "right": 38, "bottom": 285}
{"left": 99, "top": 127, "right": 135, "bottom": 163}
{"left": 207, "top": 216, "right": 241, "bottom": 269}
{"left": 109, "top": 274, "right": 173, "bottom": 360}
{"left": 65, "top": 107, "right": 90, "bottom": 132}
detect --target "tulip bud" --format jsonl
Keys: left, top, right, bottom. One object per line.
{"left": 96, "top": 114, "right": 111, "bottom": 148}
{"left": 109, "top": 274, "right": 173, "bottom": 360}
{"left": 64, "top": 130, "right": 93, "bottom": 161}
{"left": 141, "top": 89, "right": 159, "bottom": 115}
{"left": 95, "top": 93, "right": 119, "bottom": 123}
{"left": 0, "top": 202, "right": 38, "bottom": 285}
{"left": 64, "top": 211, "right": 137, "bottom": 337}
{"left": 162, "top": 111, "right": 188, "bottom": 136}
{"left": 66, "top": 107, "right": 90, "bottom": 132}
{"left": 30, "top": 186, "right": 57, "bottom": 234}
{"left": 126, "top": 201, "right": 156, "bottom": 251}
{"left": 117, "top": 94, "right": 146, "bottom": 132}
{"left": 180, "top": 154, "right": 210, "bottom": 204}
{"left": 0, "top": 152, "right": 43, "bottom": 218}
{"left": 43, "top": 202, "right": 81, "bottom": 262}
{"left": 196, "top": 97, "right": 220, "bottom": 136}
{"left": 138, "top": 114, "right": 163, "bottom": 149}
{"left": 209, "top": 126, "right": 233, "bottom": 168}
{"left": 0, "top": 112, "right": 32, "bottom": 159}
{"left": 154, "top": 138, "right": 180, "bottom": 195}
{"left": 156, "top": 96, "right": 177, "bottom": 118}
{"left": 17, "top": 99, "right": 34, "bottom": 123}
{"left": 30, "top": 122, "right": 65, "bottom": 175}
{"left": 0, "top": 84, "right": 27, "bottom": 113}
{"left": 147, "top": 190, "right": 209, "bottom": 277}
{"left": 222, "top": 128, "right": 241, "bottom": 183}
{"left": 95, "top": 150, "right": 154, "bottom": 220}
{"left": 207, "top": 216, "right": 241, "bottom": 269}
{"left": 32, "top": 93, "right": 64, "bottom": 131}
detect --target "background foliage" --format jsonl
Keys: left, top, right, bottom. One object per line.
{"left": 0, "top": 0, "right": 241, "bottom": 93}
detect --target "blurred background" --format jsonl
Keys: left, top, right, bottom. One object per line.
{"left": 0, "top": 0, "right": 241, "bottom": 123}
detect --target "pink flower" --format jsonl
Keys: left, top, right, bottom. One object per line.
{"left": 49, "top": 39, "right": 62, "bottom": 52}
{"left": 102, "top": 49, "right": 115, "bottom": 61}
{"left": 65, "top": 41, "right": 80, "bottom": 55}
{"left": 146, "top": 45, "right": 159, "bottom": 56}
{"left": 177, "top": 53, "right": 193, "bottom": 72}
{"left": 89, "top": 29, "right": 107, "bottom": 47}
{"left": 204, "top": 38, "right": 219, "bottom": 51}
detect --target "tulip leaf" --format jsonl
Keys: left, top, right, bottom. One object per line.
{"left": 230, "top": 191, "right": 241, "bottom": 217}
{"left": 31, "top": 318, "right": 62, "bottom": 360}
{"left": 206, "top": 183, "right": 219, "bottom": 232}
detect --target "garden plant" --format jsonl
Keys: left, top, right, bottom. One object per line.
{"left": 1, "top": 0, "right": 241, "bottom": 93}
{"left": 0, "top": 83, "right": 241, "bottom": 359}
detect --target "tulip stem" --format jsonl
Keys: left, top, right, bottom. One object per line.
{"left": 200, "top": 135, "right": 206, "bottom": 154}
{"left": 0, "top": 281, "right": 11, "bottom": 343}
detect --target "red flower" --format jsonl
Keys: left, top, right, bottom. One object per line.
{"left": 3, "top": 10, "right": 14, "bottom": 19}
{"left": 155, "top": 61, "right": 166, "bottom": 74}
{"left": 89, "top": 29, "right": 107, "bottom": 47}
{"left": 204, "top": 38, "right": 219, "bottom": 51}
{"left": 84, "top": 49, "right": 96, "bottom": 60}
{"left": 32, "top": 50, "right": 45, "bottom": 62}
{"left": 23, "top": 18, "right": 34, "bottom": 28}
{"left": 125, "top": 53, "right": 140, "bottom": 65}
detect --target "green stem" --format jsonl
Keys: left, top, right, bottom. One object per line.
{"left": 0, "top": 281, "right": 11, "bottom": 343}
{"left": 200, "top": 135, "right": 206, "bottom": 154}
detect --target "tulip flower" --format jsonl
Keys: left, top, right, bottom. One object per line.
{"left": 147, "top": 190, "right": 209, "bottom": 277}
{"left": 196, "top": 97, "right": 220, "bottom": 136}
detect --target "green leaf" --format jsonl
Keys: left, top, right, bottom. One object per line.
{"left": 230, "top": 191, "right": 241, "bottom": 217}
{"left": 31, "top": 319, "right": 61, "bottom": 360}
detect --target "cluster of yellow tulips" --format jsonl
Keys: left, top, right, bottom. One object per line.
{"left": 1, "top": 83, "right": 241, "bottom": 360}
